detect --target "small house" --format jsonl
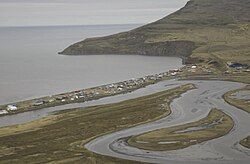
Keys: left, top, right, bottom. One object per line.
{"left": 49, "top": 99, "right": 55, "bottom": 103}
{"left": 0, "top": 110, "right": 8, "bottom": 115}
{"left": 227, "top": 62, "right": 247, "bottom": 69}
{"left": 171, "top": 72, "right": 177, "bottom": 76}
{"left": 7, "top": 105, "right": 17, "bottom": 111}
{"left": 118, "top": 87, "right": 123, "bottom": 91}
{"left": 33, "top": 100, "right": 45, "bottom": 106}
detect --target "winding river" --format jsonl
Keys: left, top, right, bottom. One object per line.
{"left": 0, "top": 79, "right": 249, "bottom": 163}
{"left": 1, "top": 1, "right": 248, "bottom": 163}
{"left": 0, "top": 79, "right": 182, "bottom": 127}
{"left": 85, "top": 80, "right": 250, "bottom": 164}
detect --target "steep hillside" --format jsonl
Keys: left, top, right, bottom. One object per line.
{"left": 60, "top": 0, "right": 250, "bottom": 64}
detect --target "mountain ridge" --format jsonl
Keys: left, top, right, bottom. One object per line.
{"left": 60, "top": 0, "right": 250, "bottom": 65}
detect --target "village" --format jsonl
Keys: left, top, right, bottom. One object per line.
{"left": 0, "top": 67, "right": 184, "bottom": 116}
{"left": 0, "top": 62, "right": 249, "bottom": 116}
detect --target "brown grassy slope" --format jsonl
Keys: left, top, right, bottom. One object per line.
{"left": 61, "top": 0, "right": 250, "bottom": 65}
{"left": 0, "top": 84, "right": 194, "bottom": 163}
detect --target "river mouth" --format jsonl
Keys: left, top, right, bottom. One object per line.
{"left": 85, "top": 80, "right": 250, "bottom": 164}
{"left": 0, "top": 79, "right": 249, "bottom": 163}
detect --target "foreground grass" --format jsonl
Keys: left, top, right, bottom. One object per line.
{"left": 223, "top": 85, "right": 250, "bottom": 113}
{"left": 240, "top": 136, "right": 250, "bottom": 149}
{"left": 0, "top": 84, "right": 194, "bottom": 163}
{"left": 128, "top": 108, "right": 233, "bottom": 151}
{"left": 223, "top": 85, "right": 250, "bottom": 149}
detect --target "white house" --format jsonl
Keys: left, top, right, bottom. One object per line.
{"left": 191, "top": 65, "right": 197, "bottom": 69}
{"left": 171, "top": 72, "right": 177, "bottom": 76}
{"left": 118, "top": 87, "right": 123, "bottom": 91}
{"left": 7, "top": 105, "right": 17, "bottom": 111}
{"left": 0, "top": 110, "right": 8, "bottom": 115}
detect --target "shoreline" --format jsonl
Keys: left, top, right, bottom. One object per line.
{"left": 0, "top": 83, "right": 195, "bottom": 163}
{"left": 0, "top": 68, "right": 180, "bottom": 116}
{"left": 85, "top": 80, "right": 249, "bottom": 163}
{"left": 0, "top": 65, "right": 248, "bottom": 163}
{"left": 1, "top": 61, "right": 249, "bottom": 117}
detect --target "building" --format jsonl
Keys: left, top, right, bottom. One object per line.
{"left": 0, "top": 110, "right": 8, "bottom": 115}
{"left": 171, "top": 72, "right": 177, "bottom": 76}
{"left": 191, "top": 65, "right": 197, "bottom": 69}
{"left": 227, "top": 62, "right": 248, "bottom": 69}
{"left": 32, "top": 100, "right": 45, "bottom": 106}
{"left": 7, "top": 105, "right": 17, "bottom": 111}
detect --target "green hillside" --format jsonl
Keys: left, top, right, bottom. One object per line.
{"left": 60, "top": 0, "right": 250, "bottom": 65}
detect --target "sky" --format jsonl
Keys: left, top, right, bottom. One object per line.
{"left": 0, "top": 0, "right": 188, "bottom": 27}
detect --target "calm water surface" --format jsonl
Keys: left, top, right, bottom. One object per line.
{"left": 0, "top": 25, "right": 183, "bottom": 104}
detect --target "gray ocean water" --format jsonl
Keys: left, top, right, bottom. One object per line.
{"left": 0, "top": 25, "right": 183, "bottom": 104}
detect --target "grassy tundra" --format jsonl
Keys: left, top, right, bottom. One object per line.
{"left": 61, "top": 0, "right": 250, "bottom": 70}
{"left": 127, "top": 109, "right": 234, "bottom": 151}
{"left": 223, "top": 85, "right": 250, "bottom": 149}
{"left": 0, "top": 84, "right": 194, "bottom": 163}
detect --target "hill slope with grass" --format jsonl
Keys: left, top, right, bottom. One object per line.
{"left": 60, "top": 0, "right": 250, "bottom": 65}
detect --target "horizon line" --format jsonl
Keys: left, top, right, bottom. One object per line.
{"left": 0, "top": 23, "right": 144, "bottom": 29}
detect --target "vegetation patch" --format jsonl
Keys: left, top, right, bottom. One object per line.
{"left": 240, "top": 136, "right": 250, "bottom": 149}
{"left": 223, "top": 85, "right": 250, "bottom": 113}
{"left": 223, "top": 85, "right": 250, "bottom": 149}
{"left": 127, "top": 108, "right": 233, "bottom": 151}
{"left": 61, "top": 0, "right": 250, "bottom": 69}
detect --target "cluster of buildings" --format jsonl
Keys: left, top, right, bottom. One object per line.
{"left": 34, "top": 71, "right": 179, "bottom": 106}
{"left": 0, "top": 104, "right": 18, "bottom": 115}
{"left": 0, "top": 68, "right": 184, "bottom": 116}
{"left": 3, "top": 62, "right": 248, "bottom": 116}
{"left": 2, "top": 62, "right": 242, "bottom": 117}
